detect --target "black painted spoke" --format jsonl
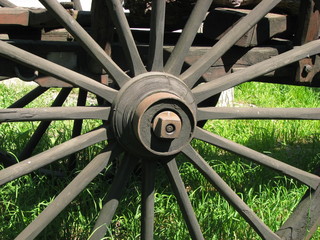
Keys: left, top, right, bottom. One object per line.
{"left": 192, "top": 40, "right": 320, "bottom": 104}
{"left": 0, "top": 41, "right": 118, "bottom": 103}
{"left": 197, "top": 107, "right": 320, "bottom": 121}
{"left": 19, "top": 88, "right": 71, "bottom": 160}
{"left": 147, "top": 0, "right": 166, "bottom": 72}
{"left": 15, "top": 145, "right": 118, "bottom": 240}
{"left": 8, "top": 86, "right": 48, "bottom": 108}
{"left": 39, "top": 0, "right": 130, "bottom": 87}
{"left": 194, "top": 127, "right": 320, "bottom": 190}
{"left": 164, "top": 158, "right": 204, "bottom": 240}
{"left": 0, "top": 127, "right": 110, "bottom": 186}
{"left": 181, "top": 144, "right": 281, "bottom": 240}
{"left": 164, "top": 0, "right": 213, "bottom": 76}
{"left": 141, "top": 159, "right": 156, "bottom": 240}
{"left": 105, "top": 0, "right": 146, "bottom": 76}
{"left": 180, "top": 0, "right": 281, "bottom": 87}
{"left": 0, "top": 106, "right": 110, "bottom": 122}
{"left": 89, "top": 154, "right": 139, "bottom": 240}
{"left": 0, "top": 0, "right": 15, "bottom": 7}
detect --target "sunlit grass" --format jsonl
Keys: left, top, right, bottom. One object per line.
{"left": 0, "top": 80, "right": 320, "bottom": 239}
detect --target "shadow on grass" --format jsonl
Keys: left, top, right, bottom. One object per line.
{"left": 190, "top": 129, "right": 320, "bottom": 194}
{"left": 1, "top": 121, "right": 320, "bottom": 239}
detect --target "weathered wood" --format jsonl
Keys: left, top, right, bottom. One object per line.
{"left": 0, "top": 40, "right": 295, "bottom": 86}
{"left": 0, "top": 8, "right": 33, "bottom": 26}
{"left": 295, "top": 0, "right": 320, "bottom": 83}
{"left": 214, "top": 0, "right": 300, "bottom": 15}
{"left": 15, "top": 146, "right": 117, "bottom": 240}
{"left": 164, "top": 45, "right": 285, "bottom": 80}
{"left": 0, "top": 7, "right": 90, "bottom": 29}
{"left": 192, "top": 39, "right": 320, "bottom": 104}
{"left": 72, "top": 0, "right": 82, "bottom": 10}
{"left": 182, "top": 143, "right": 282, "bottom": 240}
{"left": 193, "top": 128, "right": 320, "bottom": 190}
{"left": 0, "top": 106, "right": 110, "bottom": 122}
{"left": 106, "top": 0, "right": 146, "bottom": 77}
{"left": 203, "top": 8, "right": 291, "bottom": 47}
{"left": 182, "top": 0, "right": 283, "bottom": 87}
{"left": 89, "top": 0, "right": 114, "bottom": 89}
{"left": 0, "top": 40, "right": 118, "bottom": 102}
{"left": 0, "top": 0, "right": 16, "bottom": 7}
{"left": 124, "top": 0, "right": 301, "bottom": 29}
{"left": 90, "top": 0, "right": 113, "bottom": 57}
{"left": 197, "top": 107, "right": 320, "bottom": 120}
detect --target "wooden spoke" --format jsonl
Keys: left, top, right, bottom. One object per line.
{"left": 192, "top": 40, "right": 320, "bottom": 104}
{"left": 0, "top": 127, "right": 110, "bottom": 186}
{"left": 141, "top": 159, "right": 156, "bottom": 240}
{"left": 8, "top": 86, "right": 48, "bottom": 108}
{"left": 39, "top": 0, "right": 130, "bottom": 87}
{"left": 89, "top": 154, "right": 139, "bottom": 240}
{"left": 164, "top": 0, "right": 213, "bottom": 75}
{"left": 1, "top": 0, "right": 319, "bottom": 238}
{"left": 0, "top": 40, "right": 118, "bottom": 102}
{"left": 15, "top": 145, "right": 119, "bottom": 240}
{"left": 181, "top": 144, "right": 281, "bottom": 240}
{"left": 72, "top": 0, "right": 82, "bottom": 10}
{"left": 276, "top": 186, "right": 320, "bottom": 239}
{"left": 197, "top": 107, "right": 320, "bottom": 121}
{"left": 194, "top": 127, "right": 320, "bottom": 190}
{"left": 0, "top": 106, "right": 110, "bottom": 122}
{"left": 164, "top": 158, "right": 204, "bottom": 240}
{"left": 68, "top": 89, "right": 88, "bottom": 171}
{"left": 0, "top": 0, "right": 15, "bottom": 7}
{"left": 18, "top": 88, "right": 71, "bottom": 160}
{"left": 105, "top": 0, "right": 146, "bottom": 76}
{"left": 180, "top": 0, "right": 282, "bottom": 87}
{"left": 147, "top": 0, "right": 166, "bottom": 72}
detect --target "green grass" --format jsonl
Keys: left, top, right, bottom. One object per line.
{"left": 0, "top": 80, "right": 320, "bottom": 239}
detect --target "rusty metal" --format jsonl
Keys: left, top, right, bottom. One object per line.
{"left": 152, "top": 111, "right": 182, "bottom": 139}
{"left": 295, "top": 0, "right": 320, "bottom": 83}
{"left": 0, "top": 0, "right": 320, "bottom": 239}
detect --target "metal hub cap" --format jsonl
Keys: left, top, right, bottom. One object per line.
{"left": 111, "top": 73, "right": 197, "bottom": 157}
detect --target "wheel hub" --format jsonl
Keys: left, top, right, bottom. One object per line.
{"left": 111, "top": 73, "right": 196, "bottom": 157}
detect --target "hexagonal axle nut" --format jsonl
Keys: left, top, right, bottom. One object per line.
{"left": 152, "top": 111, "right": 182, "bottom": 139}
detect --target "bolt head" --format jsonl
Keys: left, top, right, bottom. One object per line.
{"left": 304, "top": 64, "right": 313, "bottom": 73}
{"left": 153, "top": 111, "right": 182, "bottom": 139}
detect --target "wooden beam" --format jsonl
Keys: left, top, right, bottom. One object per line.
{"left": 203, "top": 8, "right": 292, "bottom": 47}
{"left": 0, "top": 7, "right": 90, "bottom": 29}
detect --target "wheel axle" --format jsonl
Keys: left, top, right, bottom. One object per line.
{"left": 152, "top": 111, "right": 182, "bottom": 139}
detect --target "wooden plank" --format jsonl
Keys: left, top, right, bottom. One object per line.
{"left": 203, "top": 8, "right": 290, "bottom": 47}
{"left": 0, "top": 8, "right": 30, "bottom": 26}
{"left": 0, "top": 7, "right": 90, "bottom": 29}
{"left": 213, "top": 0, "right": 300, "bottom": 15}
{"left": 124, "top": 0, "right": 300, "bottom": 29}
{"left": 125, "top": 0, "right": 300, "bottom": 14}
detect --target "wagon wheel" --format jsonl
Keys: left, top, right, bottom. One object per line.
{"left": 0, "top": 0, "right": 320, "bottom": 239}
